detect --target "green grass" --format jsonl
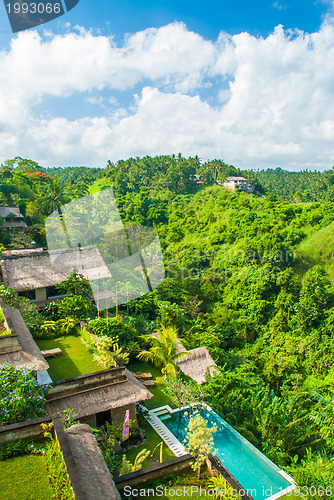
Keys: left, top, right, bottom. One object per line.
{"left": 37, "top": 335, "right": 102, "bottom": 381}
{"left": 295, "top": 221, "right": 334, "bottom": 283}
{"left": 89, "top": 178, "right": 112, "bottom": 194}
{"left": 128, "top": 360, "right": 176, "bottom": 410}
{"left": 125, "top": 418, "right": 175, "bottom": 467}
{"left": 0, "top": 455, "right": 53, "bottom": 500}
{"left": 124, "top": 361, "right": 177, "bottom": 467}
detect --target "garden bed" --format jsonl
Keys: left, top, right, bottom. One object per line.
{"left": 36, "top": 335, "right": 103, "bottom": 381}
{"left": 123, "top": 418, "right": 175, "bottom": 468}
{"left": 0, "top": 454, "right": 53, "bottom": 500}
{"left": 117, "top": 362, "right": 177, "bottom": 471}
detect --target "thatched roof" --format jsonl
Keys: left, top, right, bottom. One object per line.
{"left": 0, "top": 206, "right": 23, "bottom": 218}
{"left": 3, "top": 220, "right": 27, "bottom": 229}
{"left": 45, "top": 368, "right": 153, "bottom": 417}
{"left": 149, "top": 332, "right": 217, "bottom": 384}
{"left": 0, "top": 246, "right": 111, "bottom": 291}
{"left": 0, "top": 299, "right": 49, "bottom": 371}
{"left": 175, "top": 346, "right": 217, "bottom": 385}
{"left": 56, "top": 422, "right": 121, "bottom": 500}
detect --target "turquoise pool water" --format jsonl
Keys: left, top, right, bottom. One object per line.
{"left": 156, "top": 407, "right": 292, "bottom": 500}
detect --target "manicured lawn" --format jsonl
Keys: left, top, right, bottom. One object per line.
{"left": 128, "top": 361, "right": 176, "bottom": 410}
{"left": 37, "top": 335, "right": 102, "bottom": 381}
{"left": 0, "top": 455, "right": 53, "bottom": 500}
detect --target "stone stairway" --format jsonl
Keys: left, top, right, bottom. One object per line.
{"left": 146, "top": 407, "right": 185, "bottom": 458}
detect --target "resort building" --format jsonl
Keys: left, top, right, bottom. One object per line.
{"left": 0, "top": 246, "right": 112, "bottom": 306}
{"left": 0, "top": 298, "right": 153, "bottom": 427}
{"left": 0, "top": 205, "right": 27, "bottom": 232}
{"left": 45, "top": 364, "right": 153, "bottom": 428}
{"left": 175, "top": 345, "right": 217, "bottom": 384}
{"left": 222, "top": 176, "right": 253, "bottom": 193}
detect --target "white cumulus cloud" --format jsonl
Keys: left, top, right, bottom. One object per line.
{"left": 0, "top": 20, "right": 334, "bottom": 170}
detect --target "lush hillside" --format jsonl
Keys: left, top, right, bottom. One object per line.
{"left": 128, "top": 185, "right": 334, "bottom": 489}
{"left": 1, "top": 155, "right": 334, "bottom": 490}
{"left": 253, "top": 166, "right": 334, "bottom": 202}
{"left": 295, "top": 222, "right": 334, "bottom": 282}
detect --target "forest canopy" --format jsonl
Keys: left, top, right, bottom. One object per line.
{"left": 1, "top": 154, "right": 334, "bottom": 489}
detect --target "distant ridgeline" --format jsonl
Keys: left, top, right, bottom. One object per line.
{"left": 1, "top": 155, "right": 334, "bottom": 203}
{"left": 254, "top": 166, "right": 334, "bottom": 202}
{"left": 1, "top": 155, "right": 334, "bottom": 252}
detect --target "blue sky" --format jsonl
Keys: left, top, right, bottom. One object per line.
{"left": 0, "top": 0, "right": 333, "bottom": 170}
{"left": 26, "top": 0, "right": 330, "bottom": 39}
{"left": 1, "top": 1, "right": 328, "bottom": 45}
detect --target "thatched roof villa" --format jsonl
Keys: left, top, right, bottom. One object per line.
{"left": 45, "top": 366, "right": 153, "bottom": 428}
{"left": 0, "top": 246, "right": 111, "bottom": 305}
{"left": 175, "top": 345, "right": 217, "bottom": 384}
{"left": 0, "top": 299, "right": 153, "bottom": 428}
{"left": 0, "top": 206, "right": 27, "bottom": 232}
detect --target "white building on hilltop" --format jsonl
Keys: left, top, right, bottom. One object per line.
{"left": 222, "top": 176, "right": 253, "bottom": 193}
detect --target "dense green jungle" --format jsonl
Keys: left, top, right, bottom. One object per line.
{"left": 1, "top": 154, "right": 334, "bottom": 492}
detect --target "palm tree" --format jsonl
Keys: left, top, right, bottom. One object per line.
{"left": 40, "top": 176, "right": 68, "bottom": 215}
{"left": 137, "top": 327, "right": 193, "bottom": 378}
{"left": 40, "top": 176, "right": 70, "bottom": 245}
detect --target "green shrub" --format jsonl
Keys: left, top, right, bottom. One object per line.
{"left": 0, "top": 284, "right": 17, "bottom": 307}
{"left": 18, "top": 297, "right": 43, "bottom": 335}
{"left": 58, "top": 295, "right": 92, "bottom": 320}
{"left": 43, "top": 427, "right": 75, "bottom": 500}
{"left": 41, "top": 302, "right": 60, "bottom": 321}
{"left": 55, "top": 270, "right": 91, "bottom": 300}
{"left": 0, "top": 439, "right": 45, "bottom": 461}
{"left": 79, "top": 327, "right": 129, "bottom": 367}
{"left": 35, "top": 318, "right": 76, "bottom": 339}
{"left": 0, "top": 364, "right": 48, "bottom": 425}
{"left": 88, "top": 315, "right": 138, "bottom": 349}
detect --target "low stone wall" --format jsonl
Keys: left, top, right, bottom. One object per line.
{"left": 0, "top": 415, "right": 52, "bottom": 444}
{"left": 208, "top": 454, "right": 254, "bottom": 500}
{"left": 53, "top": 418, "right": 121, "bottom": 500}
{"left": 46, "top": 366, "right": 127, "bottom": 402}
{"left": 0, "top": 332, "right": 21, "bottom": 354}
{"left": 114, "top": 454, "right": 193, "bottom": 491}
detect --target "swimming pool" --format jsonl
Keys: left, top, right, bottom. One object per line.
{"left": 149, "top": 405, "right": 295, "bottom": 500}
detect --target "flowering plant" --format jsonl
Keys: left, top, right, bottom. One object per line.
{"left": 0, "top": 363, "right": 48, "bottom": 426}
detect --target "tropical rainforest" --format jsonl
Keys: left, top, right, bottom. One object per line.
{"left": 1, "top": 154, "right": 334, "bottom": 493}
